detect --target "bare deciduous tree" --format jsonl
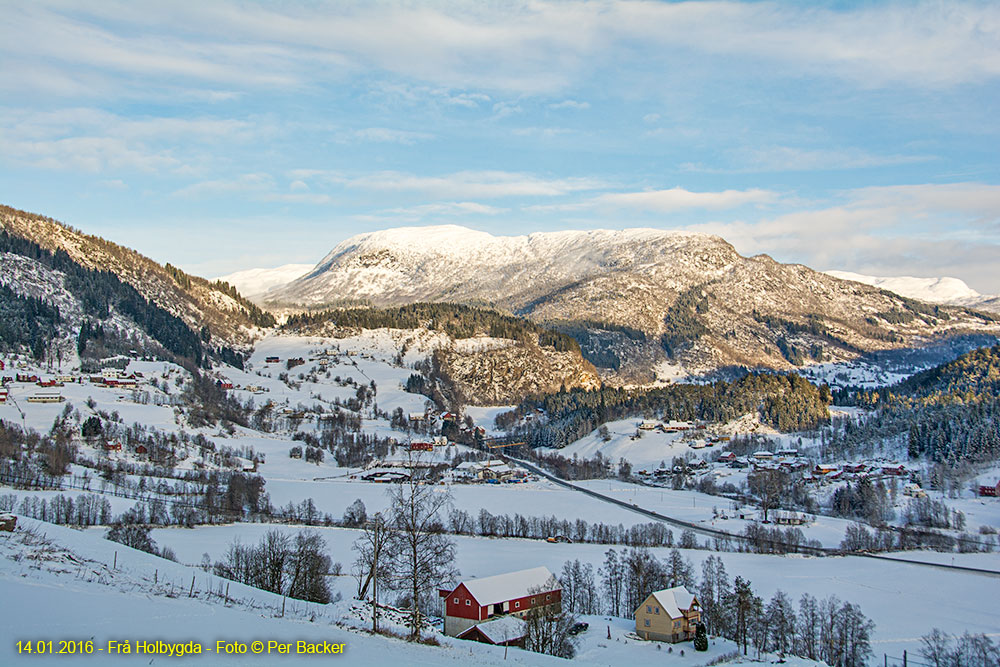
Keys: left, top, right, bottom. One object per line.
{"left": 386, "top": 474, "right": 458, "bottom": 640}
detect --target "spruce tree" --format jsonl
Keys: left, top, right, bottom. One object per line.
{"left": 694, "top": 622, "right": 708, "bottom": 651}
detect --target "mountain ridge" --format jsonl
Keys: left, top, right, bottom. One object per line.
{"left": 260, "top": 225, "right": 1000, "bottom": 380}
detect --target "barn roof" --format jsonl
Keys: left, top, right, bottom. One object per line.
{"left": 650, "top": 586, "right": 697, "bottom": 619}
{"left": 460, "top": 616, "right": 527, "bottom": 644}
{"left": 461, "top": 566, "right": 559, "bottom": 606}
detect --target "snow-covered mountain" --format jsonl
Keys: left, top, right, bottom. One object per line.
{"left": 825, "top": 270, "right": 1000, "bottom": 312}
{"left": 262, "top": 225, "right": 999, "bottom": 380}
{"left": 216, "top": 263, "right": 314, "bottom": 299}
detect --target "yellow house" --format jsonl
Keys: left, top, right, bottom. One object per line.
{"left": 634, "top": 585, "right": 700, "bottom": 643}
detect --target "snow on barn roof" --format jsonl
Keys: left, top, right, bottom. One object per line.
{"left": 461, "top": 567, "right": 560, "bottom": 607}
{"left": 463, "top": 616, "right": 527, "bottom": 644}
{"left": 650, "top": 586, "right": 696, "bottom": 619}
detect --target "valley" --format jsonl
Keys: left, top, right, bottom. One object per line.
{"left": 1, "top": 212, "right": 998, "bottom": 667}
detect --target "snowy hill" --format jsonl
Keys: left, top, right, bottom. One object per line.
{"left": 1, "top": 204, "right": 272, "bottom": 348}
{"left": 216, "top": 263, "right": 314, "bottom": 299}
{"left": 262, "top": 225, "right": 999, "bottom": 380}
{"left": 825, "top": 270, "right": 1000, "bottom": 311}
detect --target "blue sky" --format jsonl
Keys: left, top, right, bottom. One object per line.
{"left": 2, "top": 1, "right": 998, "bottom": 292}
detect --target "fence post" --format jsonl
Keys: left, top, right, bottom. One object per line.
{"left": 903, "top": 649, "right": 907, "bottom": 667}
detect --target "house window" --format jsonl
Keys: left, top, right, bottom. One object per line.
{"left": 546, "top": 595, "right": 551, "bottom": 601}
{"left": 646, "top": 605, "right": 652, "bottom": 613}
{"left": 454, "top": 598, "right": 459, "bottom": 604}
{"left": 465, "top": 600, "right": 471, "bottom": 606}
{"left": 531, "top": 598, "right": 535, "bottom": 605}
{"left": 654, "top": 607, "right": 659, "bottom": 615}
{"left": 674, "top": 621, "right": 681, "bottom": 629}
{"left": 515, "top": 602, "right": 520, "bottom": 609}
{"left": 644, "top": 619, "right": 650, "bottom": 627}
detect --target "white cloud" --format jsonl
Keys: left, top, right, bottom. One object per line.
{"left": 350, "top": 127, "right": 434, "bottom": 145}
{"left": 590, "top": 187, "right": 779, "bottom": 212}
{"left": 6, "top": 1, "right": 999, "bottom": 99}
{"left": 714, "top": 146, "right": 935, "bottom": 173}
{"left": 549, "top": 99, "right": 589, "bottom": 110}
{"left": 0, "top": 107, "right": 262, "bottom": 175}
{"left": 492, "top": 101, "right": 523, "bottom": 119}
{"left": 683, "top": 182, "right": 1000, "bottom": 293}
{"left": 381, "top": 202, "right": 507, "bottom": 217}
{"left": 173, "top": 173, "right": 273, "bottom": 198}
{"left": 296, "top": 169, "right": 606, "bottom": 199}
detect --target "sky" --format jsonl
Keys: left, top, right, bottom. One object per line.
{"left": 1, "top": 0, "right": 999, "bottom": 293}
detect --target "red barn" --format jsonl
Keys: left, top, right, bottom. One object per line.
{"left": 979, "top": 481, "right": 1000, "bottom": 497}
{"left": 440, "top": 566, "right": 561, "bottom": 637}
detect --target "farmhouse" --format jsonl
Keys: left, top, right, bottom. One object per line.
{"left": 634, "top": 585, "right": 700, "bottom": 643}
{"left": 440, "top": 566, "right": 562, "bottom": 638}
{"left": 979, "top": 481, "right": 1000, "bottom": 497}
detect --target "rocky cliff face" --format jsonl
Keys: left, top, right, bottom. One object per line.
{"left": 266, "top": 225, "right": 999, "bottom": 380}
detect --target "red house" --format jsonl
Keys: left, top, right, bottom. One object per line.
{"left": 979, "top": 481, "right": 1000, "bottom": 497}
{"left": 409, "top": 442, "right": 434, "bottom": 452}
{"left": 440, "top": 566, "right": 562, "bottom": 638}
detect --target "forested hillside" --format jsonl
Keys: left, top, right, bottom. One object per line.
{"left": 285, "top": 302, "right": 580, "bottom": 351}
{"left": 499, "top": 372, "right": 831, "bottom": 448}
{"left": 0, "top": 229, "right": 242, "bottom": 368}
{"left": 895, "top": 344, "right": 1000, "bottom": 401}
{"left": 0, "top": 205, "right": 273, "bottom": 348}
{"left": 828, "top": 345, "right": 1000, "bottom": 471}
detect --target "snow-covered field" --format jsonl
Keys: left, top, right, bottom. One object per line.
{"left": 3, "top": 517, "right": 797, "bottom": 666}
{"left": 145, "top": 522, "right": 1000, "bottom": 661}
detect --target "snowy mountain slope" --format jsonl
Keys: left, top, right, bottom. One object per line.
{"left": 216, "top": 263, "right": 314, "bottom": 299}
{"left": 264, "top": 225, "right": 1000, "bottom": 379}
{"left": 826, "top": 270, "right": 1000, "bottom": 311}
{"left": 0, "top": 204, "right": 271, "bottom": 347}
{"left": 0, "top": 251, "right": 153, "bottom": 365}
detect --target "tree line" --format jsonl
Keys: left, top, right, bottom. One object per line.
{"left": 283, "top": 302, "right": 581, "bottom": 353}
{"left": 497, "top": 371, "right": 830, "bottom": 450}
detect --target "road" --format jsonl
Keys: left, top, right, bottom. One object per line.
{"left": 509, "top": 456, "right": 1000, "bottom": 578}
